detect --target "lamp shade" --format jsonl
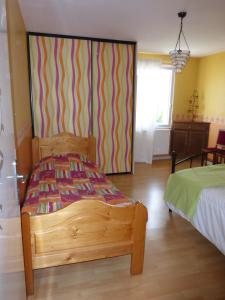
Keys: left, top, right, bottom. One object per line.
{"left": 169, "top": 49, "right": 190, "bottom": 72}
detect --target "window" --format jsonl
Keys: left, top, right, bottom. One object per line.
{"left": 135, "top": 60, "right": 174, "bottom": 163}
{"left": 155, "top": 66, "right": 174, "bottom": 127}
{"left": 136, "top": 61, "right": 174, "bottom": 132}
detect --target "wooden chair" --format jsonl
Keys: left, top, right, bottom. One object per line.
{"left": 201, "top": 129, "right": 225, "bottom": 166}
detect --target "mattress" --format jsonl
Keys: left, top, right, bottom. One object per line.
{"left": 22, "top": 153, "right": 131, "bottom": 216}
{"left": 166, "top": 186, "right": 225, "bottom": 255}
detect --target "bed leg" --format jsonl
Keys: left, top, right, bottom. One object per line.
{"left": 21, "top": 212, "right": 34, "bottom": 296}
{"left": 130, "top": 203, "right": 147, "bottom": 275}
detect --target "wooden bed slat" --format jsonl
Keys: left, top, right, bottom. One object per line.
{"left": 131, "top": 202, "right": 147, "bottom": 275}
{"left": 21, "top": 212, "right": 34, "bottom": 296}
{"left": 32, "top": 241, "right": 133, "bottom": 270}
{"left": 32, "top": 132, "right": 96, "bottom": 165}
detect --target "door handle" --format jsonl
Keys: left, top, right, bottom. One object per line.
{"left": 16, "top": 174, "right": 28, "bottom": 182}
{"left": 6, "top": 174, "right": 28, "bottom": 183}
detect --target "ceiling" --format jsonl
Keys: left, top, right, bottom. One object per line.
{"left": 19, "top": 0, "right": 225, "bottom": 57}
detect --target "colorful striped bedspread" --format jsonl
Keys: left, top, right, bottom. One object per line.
{"left": 22, "top": 153, "right": 131, "bottom": 216}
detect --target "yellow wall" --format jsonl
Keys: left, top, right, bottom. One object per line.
{"left": 173, "top": 58, "right": 199, "bottom": 119}
{"left": 197, "top": 52, "right": 225, "bottom": 120}
{"left": 196, "top": 51, "right": 225, "bottom": 146}
{"left": 138, "top": 53, "right": 199, "bottom": 120}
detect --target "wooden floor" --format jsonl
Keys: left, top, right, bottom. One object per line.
{"left": 28, "top": 161, "right": 225, "bottom": 300}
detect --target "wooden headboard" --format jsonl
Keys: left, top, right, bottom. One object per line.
{"left": 32, "top": 132, "right": 96, "bottom": 165}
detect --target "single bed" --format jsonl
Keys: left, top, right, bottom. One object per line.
{"left": 165, "top": 152, "right": 225, "bottom": 256}
{"left": 21, "top": 133, "right": 148, "bottom": 296}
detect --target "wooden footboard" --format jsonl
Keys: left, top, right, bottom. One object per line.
{"left": 22, "top": 200, "right": 147, "bottom": 295}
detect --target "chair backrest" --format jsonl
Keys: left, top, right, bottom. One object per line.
{"left": 217, "top": 129, "right": 225, "bottom": 147}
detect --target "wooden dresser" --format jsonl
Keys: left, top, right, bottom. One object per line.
{"left": 170, "top": 122, "right": 210, "bottom": 157}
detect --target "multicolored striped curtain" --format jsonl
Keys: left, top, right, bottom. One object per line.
{"left": 29, "top": 35, "right": 135, "bottom": 174}
{"left": 92, "top": 42, "right": 134, "bottom": 173}
{"left": 29, "top": 36, "right": 92, "bottom": 137}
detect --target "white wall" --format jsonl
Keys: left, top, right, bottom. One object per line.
{"left": 0, "top": 1, "right": 26, "bottom": 298}
{"left": 153, "top": 128, "right": 171, "bottom": 156}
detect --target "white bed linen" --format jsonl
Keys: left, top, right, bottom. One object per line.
{"left": 167, "top": 187, "right": 225, "bottom": 255}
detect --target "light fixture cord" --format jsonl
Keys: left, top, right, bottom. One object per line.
{"left": 174, "top": 16, "right": 190, "bottom": 51}
{"left": 181, "top": 30, "right": 190, "bottom": 51}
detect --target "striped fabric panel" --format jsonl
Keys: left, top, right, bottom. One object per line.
{"left": 29, "top": 36, "right": 92, "bottom": 137}
{"left": 92, "top": 42, "right": 134, "bottom": 174}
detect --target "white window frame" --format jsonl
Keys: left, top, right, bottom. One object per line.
{"left": 156, "top": 64, "right": 174, "bottom": 129}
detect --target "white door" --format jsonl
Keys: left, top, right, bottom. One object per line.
{"left": 0, "top": 0, "right": 26, "bottom": 299}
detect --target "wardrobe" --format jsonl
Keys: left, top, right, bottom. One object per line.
{"left": 28, "top": 33, "right": 136, "bottom": 174}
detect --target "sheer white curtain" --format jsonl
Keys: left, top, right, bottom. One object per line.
{"left": 134, "top": 59, "right": 161, "bottom": 164}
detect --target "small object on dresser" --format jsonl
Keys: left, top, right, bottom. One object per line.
{"left": 187, "top": 89, "right": 199, "bottom": 122}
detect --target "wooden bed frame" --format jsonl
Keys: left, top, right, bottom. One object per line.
{"left": 21, "top": 133, "right": 148, "bottom": 296}
{"left": 171, "top": 151, "right": 201, "bottom": 174}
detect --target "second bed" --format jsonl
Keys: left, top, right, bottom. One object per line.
{"left": 165, "top": 161, "right": 225, "bottom": 256}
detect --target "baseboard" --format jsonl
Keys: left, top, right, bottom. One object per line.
{"left": 153, "top": 154, "right": 170, "bottom": 160}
